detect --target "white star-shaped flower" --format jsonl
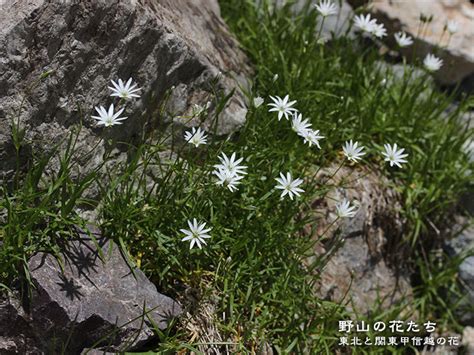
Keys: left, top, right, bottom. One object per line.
{"left": 343, "top": 140, "right": 366, "bottom": 162}
{"left": 335, "top": 199, "right": 358, "bottom": 218}
{"left": 394, "top": 32, "right": 413, "bottom": 47}
{"left": 423, "top": 54, "right": 443, "bottom": 72}
{"left": 180, "top": 218, "right": 212, "bottom": 249}
{"left": 275, "top": 172, "right": 305, "bottom": 200}
{"left": 291, "top": 113, "right": 312, "bottom": 135}
{"left": 300, "top": 129, "right": 325, "bottom": 149}
{"left": 213, "top": 168, "right": 245, "bottom": 192}
{"left": 108, "top": 78, "right": 141, "bottom": 100}
{"left": 184, "top": 127, "right": 208, "bottom": 147}
{"left": 214, "top": 152, "right": 247, "bottom": 176}
{"left": 382, "top": 143, "right": 409, "bottom": 168}
{"left": 268, "top": 95, "right": 298, "bottom": 121}
{"left": 353, "top": 14, "right": 377, "bottom": 34}
{"left": 91, "top": 104, "right": 127, "bottom": 127}
{"left": 314, "top": 0, "right": 338, "bottom": 17}
{"left": 371, "top": 23, "right": 387, "bottom": 38}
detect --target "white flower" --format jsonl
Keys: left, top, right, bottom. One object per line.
{"left": 446, "top": 20, "right": 458, "bottom": 34}
{"left": 213, "top": 168, "right": 244, "bottom": 192}
{"left": 342, "top": 140, "right": 366, "bottom": 162}
{"left": 192, "top": 101, "right": 211, "bottom": 117}
{"left": 314, "top": 0, "right": 338, "bottom": 17}
{"left": 353, "top": 13, "right": 386, "bottom": 38}
{"left": 353, "top": 14, "right": 377, "bottom": 34}
{"left": 423, "top": 54, "right": 443, "bottom": 72}
{"left": 184, "top": 127, "right": 208, "bottom": 147}
{"left": 394, "top": 32, "right": 413, "bottom": 47}
{"left": 92, "top": 104, "right": 127, "bottom": 127}
{"left": 108, "top": 78, "right": 141, "bottom": 100}
{"left": 180, "top": 218, "right": 212, "bottom": 249}
{"left": 253, "top": 96, "right": 264, "bottom": 108}
{"left": 214, "top": 152, "right": 247, "bottom": 176}
{"left": 275, "top": 172, "right": 305, "bottom": 200}
{"left": 291, "top": 113, "right": 312, "bottom": 135}
{"left": 382, "top": 143, "right": 409, "bottom": 168}
{"left": 272, "top": 74, "right": 279, "bottom": 82}
{"left": 213, "top": 152, "right": 247, "bottom": 192}
{"left": 372, "top": 23, "right": 387, "bottom": 38}
{"left": 335, "top": 199, "right": 358, "bottom": 218}
{"left": 268, "top": 95, "right": 298, "bottom": 121}
{"left": 300, "top": 129, "right": 324, "bottom": 149}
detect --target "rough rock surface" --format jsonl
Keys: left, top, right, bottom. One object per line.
{"left": 23, "top": 225, "right": 181, "bottom": 354}
{"left": 364, "top": 0, "right": 474, "bottom": 85}
{"left": 309, "top": 164, "right": 413, "bottom": 314}
{"left": 444, "top": 223, "right": 474, "bottom": 326}
{"left": 0, "top": 0, "right": 251, "bottom": 182}
{"left": 0, "top": 295, "right": 42, "bottom": 354}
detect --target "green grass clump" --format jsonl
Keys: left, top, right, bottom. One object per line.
{"left": 1, "top": 0, "right": 473, "bottom": 353}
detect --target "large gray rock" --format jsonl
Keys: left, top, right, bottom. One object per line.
{"left": 309, "top": 164, "right": 413, "bottom": 314}
{"left": 0, "top": 0, "right": 251, "bottom": 182}
{"left": 26, "top": 225, "right": 181, "bottom": 353}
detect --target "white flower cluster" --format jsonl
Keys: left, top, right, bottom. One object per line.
{"left": 267, "top": 95, "right": 408, "bottom": 169}
{"left": 91, "top": 75, "right": 410, "bottom": 250}
{"left": 291, "top": 113, "right": 325, "bottom": 149}
{"left": 352, "top": 14, "right": 442, "bottom": 73}
{"left": 180, "top": 88, "right": 410, "bottom": 248}
{"left": 213, "top": 152, "right": 247, "bottom": 192}
{"left": 353, "top": 13, "right": 387, "bottom": 38}
{"left": 92, "top": 77, "right": 141, "bottom": 127}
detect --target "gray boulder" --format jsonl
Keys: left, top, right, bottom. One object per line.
{"left": 0, "top": 0, "right": 251, "bottom": 182}
{"left": 310, "top": 164, "right": 413, "bottom": 315}
{"left": 25, "top": 225, "right": 181, "bottom": 354}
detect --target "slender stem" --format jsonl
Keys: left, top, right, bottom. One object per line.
{"left": 323, "top": 159, "right": 345, "bottom": 184}
{"left": 317, "top": 216, "right": 340, "bottom": 240}
{"left": 317, "top": 16, "right": 326, "bottom": 41}
{"left": 341, "top": 170, "right": 370, "bottom": 187}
